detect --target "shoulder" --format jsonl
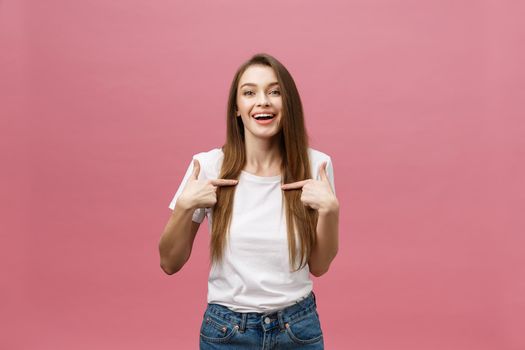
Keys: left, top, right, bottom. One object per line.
{"left": 192, "top": 147, "right": 224, "bottom": 177}
{"left": 307, "top": 147, "right": 332, "bottom": 164}
{"left": 193, "top": 147, "right": 223, "bottom": 161}
{"left": 307, "top": 147, "right": 335, "bottom": 187}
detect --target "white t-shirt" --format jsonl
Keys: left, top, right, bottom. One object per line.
{"left": 168, "top": 147, "right": 336, "bottom": 312}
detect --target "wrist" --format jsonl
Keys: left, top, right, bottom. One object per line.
{"left": 176, "top": 196, "right": 195, "bottom": 211}
{"left": 318, "top": 199, "right": 339, "bottom": 216}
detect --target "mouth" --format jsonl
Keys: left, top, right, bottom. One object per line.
{"left": 252, "top": 113, "right": 276, "bottom": 120}
{"left": 252, "top": 113, "right": 276, "bottom": 125}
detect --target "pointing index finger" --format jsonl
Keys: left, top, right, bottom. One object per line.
{"left": 210, "top": 179, "right": 239, "bottom": 186}
{"left": 281, "top": 179, "right": 310, "bottom": 190}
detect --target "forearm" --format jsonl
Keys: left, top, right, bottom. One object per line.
{"left": 308, "top": 204, "right": 339, "bottom": 277}
{"left": 158, "top": 202, "right": 195, "bottom": 274}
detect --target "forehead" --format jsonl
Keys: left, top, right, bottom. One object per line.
{"left": 238, "top": 65, "right": 278, "bottom": 87}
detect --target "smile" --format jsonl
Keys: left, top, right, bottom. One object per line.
{"left": 252, "top": 113, "right": 275, "bottom": 120}
{"left": 252, "top": 113, "right": 276, "bottom": 125}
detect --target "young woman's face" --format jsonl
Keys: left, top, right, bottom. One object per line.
{"left": 236, "top": 65, "right": 283, "bottom": 140}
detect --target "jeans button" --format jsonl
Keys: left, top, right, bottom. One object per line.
{"left": 264, "top": 317, "right": 271, "bottom": 324}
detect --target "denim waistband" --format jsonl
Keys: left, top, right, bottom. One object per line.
{"left": 204, "top": 291, "right": 317, "bottom": 333}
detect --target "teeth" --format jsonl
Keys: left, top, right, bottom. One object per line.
{"left": 254, "top": 114, "right": 274, "bottom": 119}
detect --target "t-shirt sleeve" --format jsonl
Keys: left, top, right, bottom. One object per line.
{"left": 168, "top": 156, "right": 206, "bottom": 223}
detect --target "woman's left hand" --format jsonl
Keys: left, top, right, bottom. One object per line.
{"left": 281, "top": 161, "right": 339, "bottom": 215}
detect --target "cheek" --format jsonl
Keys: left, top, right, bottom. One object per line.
{"left": 237, "top": 100, "right": 253, "bottom": 113}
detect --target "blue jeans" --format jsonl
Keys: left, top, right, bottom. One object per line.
{"left": 199, "top": 291, "right": 324, "bottom": 349}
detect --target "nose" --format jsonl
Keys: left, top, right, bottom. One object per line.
{"left": 256, "top": 92, "right": 270, "bottom": 107}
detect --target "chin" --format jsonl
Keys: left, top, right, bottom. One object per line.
{"left": 246, "top": 129, "right": 280, "bottom": 140}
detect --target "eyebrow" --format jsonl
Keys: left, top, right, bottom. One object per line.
{"left": 240, "top": 82, "right": 280, "bottom": 89}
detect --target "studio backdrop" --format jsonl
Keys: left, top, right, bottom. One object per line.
{"left": 1, "top": 0, "right": 523, "bottom": 349}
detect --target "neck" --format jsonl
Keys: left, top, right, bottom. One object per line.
{"left": 243, "top": 135, "right": 282, "bottom": 174}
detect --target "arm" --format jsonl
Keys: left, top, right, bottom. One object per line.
{"left": 158, "top": 201, "right": 201, "bottom": 275}
{"left": 309, "top": 203, "right": 340, "bottom": 277}
{"left": 281, "top": 157, "right": 339, "bottom": 277}
{"left": 160, "top": 157, "right": 238, "bottom": 275}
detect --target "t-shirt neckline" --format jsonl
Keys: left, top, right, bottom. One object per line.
{"left": 240, "top": 170, "right": 282, "bottom": 183}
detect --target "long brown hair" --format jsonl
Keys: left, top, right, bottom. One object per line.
{"left": 210, "top": 53, "right": 318, "bottom": 272}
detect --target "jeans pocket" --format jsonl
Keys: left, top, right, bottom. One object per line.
{"left": 284, "top": 309, "right": 323, "bottom": 345}
{"left": 199, "top": 311, "right": 239, "bottom": 344}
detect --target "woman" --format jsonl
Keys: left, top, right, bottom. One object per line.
{"left": 159, "top": 53, "right": 339, "bottom": 349}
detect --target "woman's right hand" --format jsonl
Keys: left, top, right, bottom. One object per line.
{"left": 177, "top": 159, "right": 238, "bottom": 210}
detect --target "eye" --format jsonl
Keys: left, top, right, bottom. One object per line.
{"left": 243, "top": 91, "right": 254, "bottom": 96}
{"left": 270, "top": 90, "right": 281, "bottom": 95}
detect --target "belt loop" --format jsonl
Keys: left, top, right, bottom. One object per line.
{"left": 239, "top": 313, "right": 247, "bottom": 333}
{"left": 277, "top": 310, "right": 286, "bottom": 331}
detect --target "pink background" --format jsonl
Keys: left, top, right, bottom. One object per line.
{"left": 1, "top": 0, "right": 524, "bottom": 349}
